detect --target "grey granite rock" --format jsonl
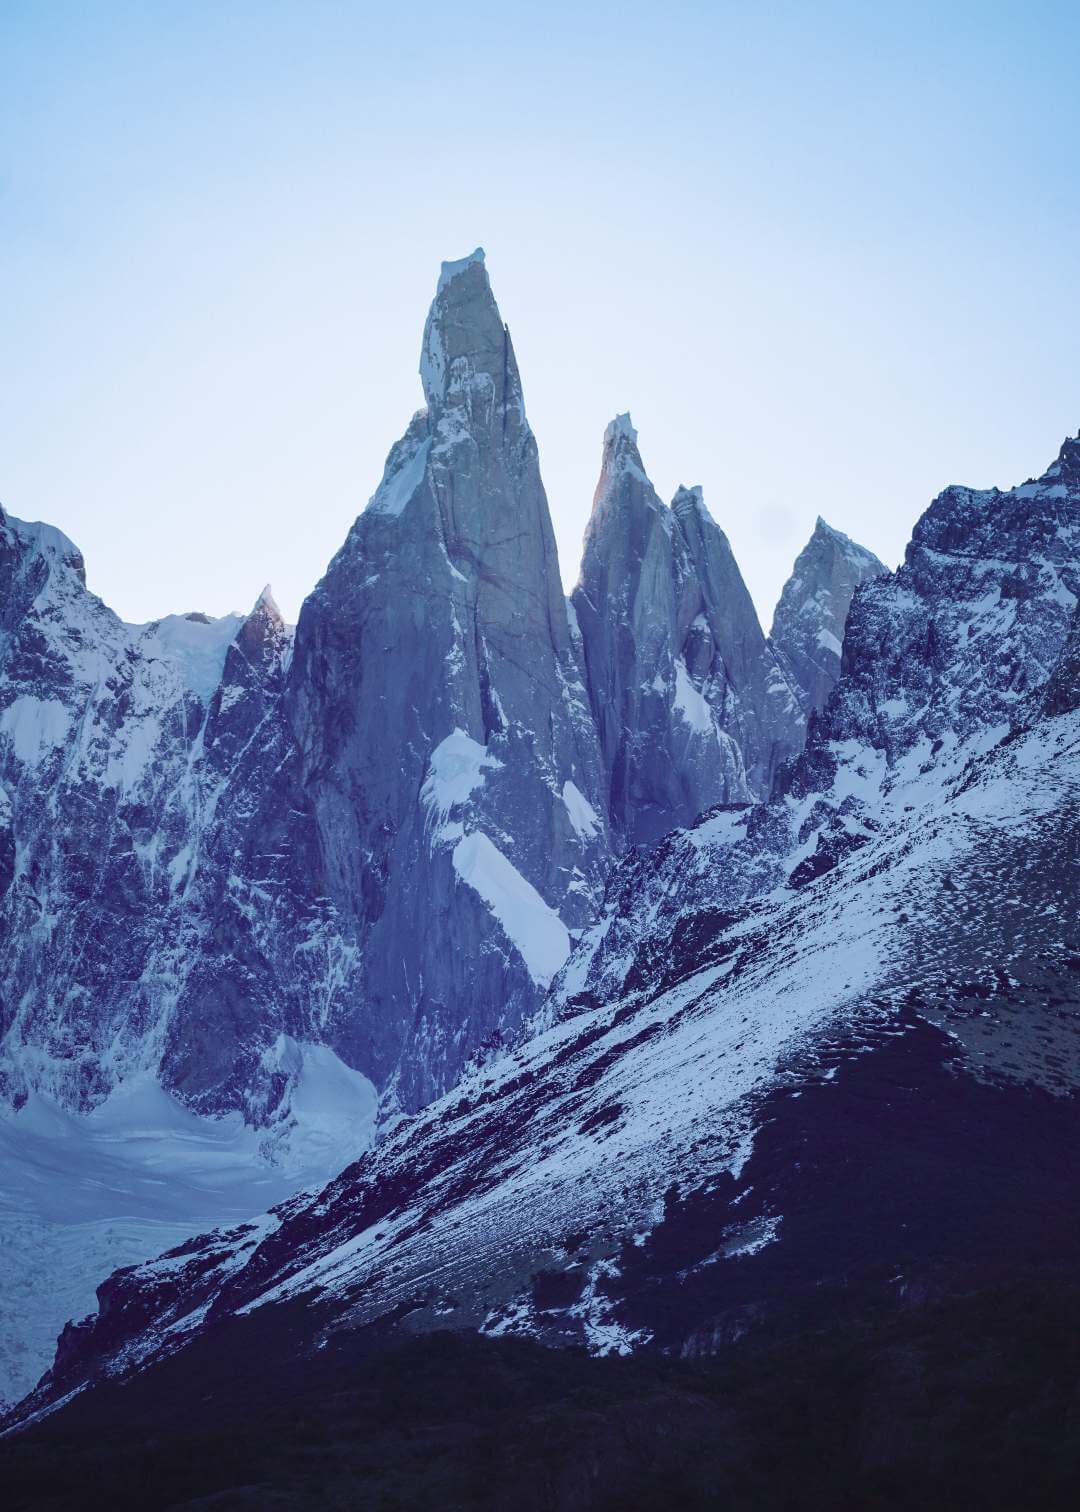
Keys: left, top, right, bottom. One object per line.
{"left": 770, "top": 517, "right": 887, "bottom": 717}
{"left": 285, "top": 249, "right": 610, "bottom": 1111}
{"left": 571, "top": 416, "right": 803, "bottom": 844}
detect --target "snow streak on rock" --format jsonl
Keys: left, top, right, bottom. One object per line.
{"left": 12, "top": 433, "right": 1075, "bottom": 1424}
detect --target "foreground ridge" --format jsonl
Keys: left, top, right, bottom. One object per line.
{"left": 7, "top": 431, "right": 1076, "bottom": 1456}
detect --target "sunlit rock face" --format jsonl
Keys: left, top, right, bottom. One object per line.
{"left": 571, "top": 417, "right": 804, "bottom": 845}
{"left": 769, "top": 516, "right": 887, "bottom": 718}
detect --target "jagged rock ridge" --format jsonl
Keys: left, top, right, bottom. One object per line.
{"left": 769, "top": 516, "right": 887, "bottom": 716}
{"left": 572, "top": 416, "right": 804, "bottom": 844}
{"left": 11, "top": 431, "right": 1075, "bottom": 1432}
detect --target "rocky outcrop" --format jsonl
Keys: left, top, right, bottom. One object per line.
{"left": 769, "top": 517, "right": 886, "bottom": 716}
{"left": 563, "top": 433, "right": 1080, "bottom": 1005}
{"left": 571, "top": 417, "right": 803, "bottom": 845}
{"left": 0, "top": 509, "right": 249, "bottom": 1112}
{"left": 1043, "top": 603, "right": 1080, "bottom": 716}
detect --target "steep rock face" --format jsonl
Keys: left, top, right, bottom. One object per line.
{"left": 571, "top": 417, "right": 802, "bottom": 844}
{"left": 0, "top": 512, "right": 359, "bottom": 1125}
{"left": 19, "top": 434, "right": 1077, "bottom": 1423}
{"left": 561, "top": 436, "right": 1080, "bottom": 1010}
{"left": 823, "top": 438, "right": 1080, "bottom": 756}
{"left": 769, "top": 517, "right": 886, "bottom": 716}
{"left": 286, "top": 250, "right": 609, "bottom": 1111}
{"left": 0, "top": 253, "right": 611, "bottom": 1126}
{"left": 0, "top": 510, "right": 249, "bottom": 1111}
{"left": 1044, "top": 603, "right": 1080, "bottom": 717}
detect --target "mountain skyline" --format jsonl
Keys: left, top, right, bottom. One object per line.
{"left": 7, "top": 4, "right": 1080, "bottom": 636}
{"left": 5, "top": 6, "right": 1080, "bottom": 1505}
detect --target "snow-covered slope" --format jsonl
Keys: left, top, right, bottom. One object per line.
{"left": 11, "top": 434, "right": 1076, "bottom": 1426}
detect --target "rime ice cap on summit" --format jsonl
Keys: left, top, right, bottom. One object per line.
{"left": 420, "top": 247, "right": 523, "bottom": 420}
{"left": 604, "top": 412, "right": 639, "bottom": 446}
{"left": 671, "top": 484, "right": 712, "bottom": 523}
{"left": 436, "top": 247, "right": 486, "bottom": 292}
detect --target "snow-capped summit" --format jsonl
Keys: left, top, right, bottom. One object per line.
{"left": 420, "top": 245, "right": 524, "bottom": 434}
{"left": 587, "top": 413, "right": 656, "bottom": 526}
{"left": 671, "top": 482, "right": 708, "bottom": 519}
{"left": 604, "top": 410, "right": 639, "bottom": 446}
{"left": 435, "top": 245, "right": 486, "bottom": 292}
{"left": 769, "top": 516, "right": 887, "bottom": 716}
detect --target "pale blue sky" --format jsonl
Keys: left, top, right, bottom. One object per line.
{"left": 3, "top": 1, "right": 1078, "bottom": 627}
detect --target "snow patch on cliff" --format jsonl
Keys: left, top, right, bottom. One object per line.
{"left": 0, "top": 697, "right": 72, "bottom": 766}
{"left": 452, "top": 831, "right": 570, "bottom": 986}
{"left": 134, "top": 613, "right": 244, "bottom": 702}
{"left": 422, "top": 730, "right": 503, "bottom": 837}
{"left": 562, "top": 780, "right": 602, "bottom": 841}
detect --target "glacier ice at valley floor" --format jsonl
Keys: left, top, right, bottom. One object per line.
{"left": 0, "top": 1046, "right": 376, "bottom": 1409}
{"left": 8, "top": 420, "right": 1074, "bottom": 1421}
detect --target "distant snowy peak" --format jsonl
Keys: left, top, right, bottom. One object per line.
{"left": 562, "top": 435, "right": 1080, "bottom": 1015}
{"left": 604, "top": 411, "right": 639, "bottom": 446}
{"left": 590, "top": 412, "right": 656, "bottom": 517}
{"left": 769, "top": 517, "right": 887, "bottom": 718}
{"left": 230, "top": 585, "right": 292, "bottom": 671}
{"left": 671, "top": 483, "right": 710, "bottom": 523}
{"left": 252, "top": 583, "right": 283, "bottom": 622}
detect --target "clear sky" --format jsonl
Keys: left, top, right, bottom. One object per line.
{"left": 3, "top": 0, "right": 1079, "bottom": 630}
